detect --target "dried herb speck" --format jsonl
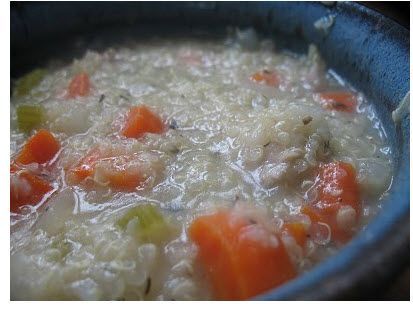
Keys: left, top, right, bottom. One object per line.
{"left": 169, "top": 145, "right": 180, "bottom": 155}
{"left": 302, "top": 116, "right": 313, "bottom": 125}
{"left": 331, "top": 101, "right": 346, "bottom": 110}
{"left": 99, "top": 94, "right": 105, "bottom": 103}
{"left": 119, "top": 95, "right": 130, "bottom": 101}
{"left": 323, "top": 140, "right": 330, "bottom": 153}
{"left": 145, "top": 277, "right": 151, "bottom": 295}
{"left": 169, "top": 119, "right": 178, "bottom": 130}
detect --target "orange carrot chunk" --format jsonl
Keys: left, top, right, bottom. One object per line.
{"left": 67, "top": 72, "right": 91, "bottom": 98}
{"left": 318, "top": 91, "right": 357, "bottom": 112}
{"left": 102, "top": 159, "right": 144, "bottom": 190}
{"left": 282, "top": 222, "right": 308, "bottom": 247}
{"left": 302, "top": 162, "right": 361, "bottom": 243}
{"left": 121, "top": 105, "right": 165, "bottom": 139}
{"left": 189, "top": 210, "right": 296, "bottom": 300}
{"left": 15, "top": 129, "right": 60, "bottom": 165}
{"left": 250, "top": 70, "right": 280, "bottom": 87}
{"left": 10, "top": 168, "right": 53, "bottom": 213}
{"left": 68, "top": 150, "right": 145, "bottom": 191}
{"left": 68, "top": 148, "right": 102, "bottom": 184}
{"left": 93, "top": 155, "right": 145, "bottom": 190}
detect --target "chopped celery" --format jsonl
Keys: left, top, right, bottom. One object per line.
{"left": 116, "top": 203, "right": 177, "bottom": 244}
{"left": 16, "top": 105, "right": 45, "bottom": 133}
{"left": 14, "top": 69, "right": 47, "bottom": 97}
{"left": 49, "top": 234, "right": 72, "bottom": 261}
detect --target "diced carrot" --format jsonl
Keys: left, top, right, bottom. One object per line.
{"left": 282, "top": 222, "right": 308, "bottom": 247}
{"left": 10, "top": 168, "right": 53, "bottom": 213}
{"left": 98, "top": 156, "right": 145, "bottom": 190}
{"left": 121, "top": 105, "right": 165, "bottom": 139}
{"left": 68, "top": 151, "right": 145, "bottom": 191}
{"left": 189, "top": 210, "right": 296, "bottom": 300}
{"left": 15, "top": 129, "right": 60, "bottom": 165}
{"left": 68, "top": 148, "right": 102, "bottom": 184}
{"left": 67, "top": 72, "right": 91, "bottom": 98}
{"left": 314, "top": 162, "right": 360, "bottom": 213}
{"left": 318, "top": 91, "right": 357, "bottom": 113}
{"left": 302, "top": 162, "right": 361, "bottom": 243}
{"left": 250, "top": 70, "right": 280, "bottom": 87}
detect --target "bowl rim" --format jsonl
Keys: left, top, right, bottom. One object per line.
{"left": 255, "top": 2, "right": 410, "bottom": 300}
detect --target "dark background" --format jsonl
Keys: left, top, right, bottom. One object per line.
{"left": 360, "top": 1, "right": 409, "bottom": 29}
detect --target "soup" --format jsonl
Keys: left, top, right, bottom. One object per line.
{"left": 10, "top": 31, "right": 393, "bottom": 300}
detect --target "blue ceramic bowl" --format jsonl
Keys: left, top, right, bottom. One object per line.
{"left": 11, "top": 1, "right": 410, "bottom": 300}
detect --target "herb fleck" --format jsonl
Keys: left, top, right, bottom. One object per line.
{"left": 302, "top": 116, "right": 313, "bottom": 125}
{"left": 169, "top": 145, "right": 180, "bottom": 155}
{"left": 169, "top": 119, "right": 178, "bottom": 130}
{"left": 99, "top": 94, "right": 105, "bottom": 103}
{"left": 119, "top": 95, "right": 130, "bottom": 101}
{"left": 331, "top": 101, "right": 346, "bottom": 109}
{"left": 323, "top": 140, "right": 330, "bottom": 153}
{"left": 145, "top": 277, "right": 151, "bottom": 295}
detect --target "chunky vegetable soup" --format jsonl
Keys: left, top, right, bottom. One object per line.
{"left": 10, "top": 32, "right": 393, "bottom": 300}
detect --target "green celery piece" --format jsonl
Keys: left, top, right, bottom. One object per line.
{"left": 49, "top": 234, "right": 72, "bottom": 261}
{"left": 14, "top": 69, "right": 47, "bottom": 97}
{"left": 16, "top": 105, "right": 45, "bottom": 133}
{"left": 116, "top": 204, "right": 175, "bottom": 244}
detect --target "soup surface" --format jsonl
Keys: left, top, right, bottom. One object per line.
{"left": 10, "top": 32, "right": 393, "bottom": 300}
